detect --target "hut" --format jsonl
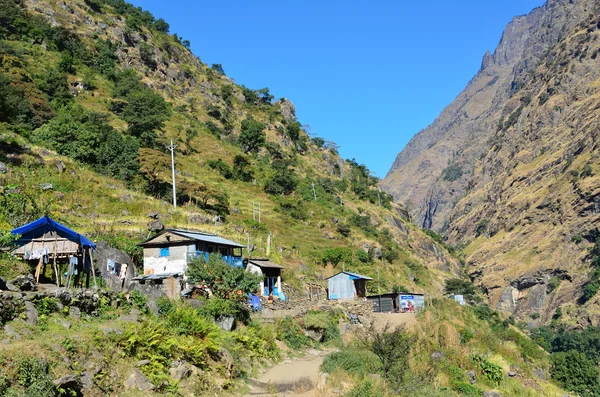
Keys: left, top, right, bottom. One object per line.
{"left": 327, "top": 271, "right": 372, "bottom": 300}
{"left": 245, "top": 258, "right": 284, "bottom": 298}
{"left": 11, "top": 216, "right": 97, "bottom": 287}
{"left": 138, "top": 228, "right": 244, "bottom": 277}
{"left": 367, "top": 292, "right": 426, "bottom": 313}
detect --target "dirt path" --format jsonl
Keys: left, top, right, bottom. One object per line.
{"left": 244, "top": 349, "right": 330, "bottom": 397}
{"left": 371, "top": 313, "right": 418, "bottom": 331}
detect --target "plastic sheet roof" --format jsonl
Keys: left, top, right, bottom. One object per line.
{"left": 11, "top": 216, "right": 96, "bottom": 249}
{"left": 326, "top": 271, "right": 372, "bottom": 280}
{"left": 139, "top": 229, "right": 244, "bottom": 248}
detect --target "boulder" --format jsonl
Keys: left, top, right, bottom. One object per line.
{"left": 24, "top": 301, "right": 38, "bottom": 325}
{"left": 123, "top": 370, "right": 154, "bottom": 391}
{"left": 53, "top": 374, "right": 81, "bottom": 392}
{"left": 169, "top": 362, "right": 194, "bottom": 381}
{"left": 10, "top": 274, "right": 36, "bottom": 291}
{"left": 69, "top": 306, "right": 81, "bottom": 320}
{"left": 147, "top": 219, "right": 164, "bottom": 232}
{"left": 508, "top": 371, "right": 517, "bottom": 377}
{"left": 217, "top": 348, "right": 235, "bottom": 372}
{"left": 55, "top": 160, "right": 66, "bottom": 173}
{"left": 482, "top": 392, "right": 502, "bottom": 397}
{"left": 39, "top": 183, "right": 53, "bottom": 191}
{"left": 304, "top": 328, "right": 324, "bottom": 342}
{"left": 0, "top": 162, "right": 7, "bottom": 173}
{"left": 4, "top": 324, "right": 21, "bottom": 340}
{"left": 467, "top": 370, "right": 476, "bottom": 384}
{"left": 431, "top": 351, "right": 445, "bottom": 360}
{"left": 372, "top": 247, "right": 383, "bottom": 260}
{"left": 215, "top": 316, "right": 235, "bottom": 331}
{"left": 148, "top": 211, "right": 160, "bottom": 219}
{"left": 232, "top": 207, "right": 241, "bottom": 215}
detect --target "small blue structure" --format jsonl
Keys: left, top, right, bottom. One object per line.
{"left": 327, "top": 271, "right": 372, "bottom": 300}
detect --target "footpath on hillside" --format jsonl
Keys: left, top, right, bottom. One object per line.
{"left": 244, "top": 313, "right": 418, "bottom": 397}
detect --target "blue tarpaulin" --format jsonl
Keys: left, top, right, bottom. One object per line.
{"left": 11, "top": 216, "right": 96, "bottom": 250}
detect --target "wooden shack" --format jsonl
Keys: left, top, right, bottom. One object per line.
{"left": 11, "top": 216, "right": 97, "bottom": 287}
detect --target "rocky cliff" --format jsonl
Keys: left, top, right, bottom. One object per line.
{"left": 383, "top": 0, "right": 600, "bottom": 323}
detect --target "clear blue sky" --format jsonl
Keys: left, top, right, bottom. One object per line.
{"left": 130, "top": 0, "right": 545, "bottom": 177}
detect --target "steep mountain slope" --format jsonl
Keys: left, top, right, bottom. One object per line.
{"left": 383, "top": 0, "right": 600, "bottom": 323}
{"left": 0, "top": 0, "right": 460, "bottom": 295}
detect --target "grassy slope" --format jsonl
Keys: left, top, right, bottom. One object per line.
{"left": 0, "top": 0, "right": 462, "bottom": 295}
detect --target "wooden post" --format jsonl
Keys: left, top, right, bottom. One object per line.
{"left": 53, "top": 236, "right": 60, "bottom": 287}
{"left": 89, "top": 248, "right": 97, "bottom": 289}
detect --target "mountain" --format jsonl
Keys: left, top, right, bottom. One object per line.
{"left": 0, "top": 0, "right": 461, "bottom": 295}
{"left": 382, "top": 0, "right": 600, "bottom": 323}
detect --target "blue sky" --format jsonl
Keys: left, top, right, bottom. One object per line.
{"left": 131, "top": 0, "right": 545, "bottom": 177}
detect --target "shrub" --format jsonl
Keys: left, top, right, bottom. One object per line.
{"left": 442, "top": 163, "right": 463, "bottom": 182}
{"left": 264, "top": 161, "right": 298, "bottom": 196}
{"left": 551, "top": 351, "right": 600, "bottom": 396}
{"left": 276, "top": 197, "right": 307, "bottom": 220}
{"left": 186, "top": 254, "right": 262, "bottom": 301}
{"left": 207, "top": 159, "right": 233, "bottom": 179}
{"left": 320, "top": 247, "right": 352, "bottom": 267}
{"left": 471, "top": 355, "right": 503, "bottom": 386}
{"left": 198, "top": 297, "right": 249, "bottom": 323}
{"left": 321, "top": 349, "right": 382, "bottom": 376}
{"left": 238, "top": 116, "right": 265, "bottom": 153}
{"left": 303, "top": 310, "right": 340, "bottom": 343}
{"left": 475, "top": 219, "right": 489, "bottom": 237}
{"left": 342, "top": 379, "right": 385, "bottom": 397}
{"left": 444, "top": 278, "right": 479, "bottom": 302}
{"left": 275, "top": 317, "right": 312, "bottom": 349}
{"left": 355, "top": 249, "right": 372, "bottom": 264}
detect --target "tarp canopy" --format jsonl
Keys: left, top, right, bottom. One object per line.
{"left": 11, "top": 216, "right": 96, "bottom": 250}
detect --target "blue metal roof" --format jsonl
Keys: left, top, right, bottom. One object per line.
{"left": 11, "top": 216, "right": 96, "bottom": 249}
{"left": 171, "top": 229, "right": 245, "bottom": 248}
{"left": 326, "top": 271, "right": 373, "bottom": 281}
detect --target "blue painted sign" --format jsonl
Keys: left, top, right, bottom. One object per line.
{"left": 400, "top": 295, "right": 415, "bottom": 300}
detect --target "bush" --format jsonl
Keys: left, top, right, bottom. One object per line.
{"left": 551, "top": 351, "right": 600, "bottom": 396}
{"left": 276, "top": 197, "right": 307, "bottom": 220}
{"left": 238, "top": 116, "right": 265, "bottom": 153}
{"left": 321, "top": 247, "right": 352, "bottom": 267}
{"left": 264, "top": 161, "right": 298, "bottom": 196}
{"left": 355, "top": 249, "right": 372, "bottom": 264}
{"left": 321, "top": 349, "right": 382, "bottom": 376}
{"left": 442, "top": 163, "right": 463, "bottom": 182}
{"left": 186, "top": 254, "right": 262, "bottom": 302}
{"left": 275, "top": 317, "right": 312, "bottom": 349}
{"left": 471, "top": 355, "right": 503, "bottom": 386}
{"left": 303, "top": 310, "right": 340, "bottom": 343}
{"left": 444, "top": 278, "right": 479, "bottom": 302}
{"left": 207, "top": 159, "right": 233, "bottom": 179}
{"left": 342, "top": 379, "right": 385, "bottom": 397}
{"left": 198, "top": 297, "right": 249, "bottom": 323}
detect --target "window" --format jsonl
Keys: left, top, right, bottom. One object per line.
{"left": 160, "top": 247, "right": 170, "bottom": 257}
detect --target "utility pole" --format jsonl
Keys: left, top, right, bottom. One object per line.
{"left": 377, "top": 267, "right": 382, "bottom": 313}
{"left": 252, "top": 201, "right": 261, "bottom": 223}
{"left": 311, "top": 182, "right": 317, "bottom": 201}
{"left": 377, "top": 188, "right": 382, "bottom": 207}
{"left": 167, "top": 139, "right": 177, "bottom": 208}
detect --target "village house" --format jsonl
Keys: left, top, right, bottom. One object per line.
{"left": 137, "top": 229, "right": 245, "bottom": 280}
{"left": 245, "top": 258, "right": 284, "bottom": 298}
{"left": 10, "top": 216, "right": 97, "bottom": 287}
{"left": 327, "top": 271, "right": 372, "bottom": 300}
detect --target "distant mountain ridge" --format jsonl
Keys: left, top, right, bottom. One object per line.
{"left": 383, "top": 0, "right": 600, "bottom": 324}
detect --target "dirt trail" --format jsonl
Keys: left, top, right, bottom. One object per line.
{"left": 371, "top": 313, "right": 418, "bottom": 331}
{"left": 244, "top": 349, "right": 329, "bottom": 397}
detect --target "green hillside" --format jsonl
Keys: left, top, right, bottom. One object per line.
{"left": 0, "top": 0, "right": 460, "bottom": 293}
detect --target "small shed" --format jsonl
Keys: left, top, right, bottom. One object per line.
{"left": 449, "top": 294, "right": 466, "bottom": 305}
{"left": 368, "top": 292, "right": 398, "bottom": 313}
{"left": 11, "top": 216, "right": 97, "bottom": 287}
{"left": 327, "top": 271, "right": 372, "bottom": 300}
{"left": 398, "top": 293, "right": 425, "bottom": 312}
{"left": 245, "top": 259, "right": 284, "bottom": 298}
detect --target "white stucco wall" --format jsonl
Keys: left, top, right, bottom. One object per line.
{"left": 246, "top": 263, "right": 265, "bottom": 296}
{"left": 143, "top": 244, "right": 192, "bottom": 275}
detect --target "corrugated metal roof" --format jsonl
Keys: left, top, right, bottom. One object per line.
{"left": 326, "top": 271, "right": 372, "bottom": 280}
{"left": 139, "top": 228, "right": 244, "bottom": 248}
{"left": 172, "top": 230, "right": 245, "bottom": 248}
{"left": 133, "top": 272, "right": 181, "bottom": 280}
{"left": 248, "top": 259, "right": 284, "bottom": 269}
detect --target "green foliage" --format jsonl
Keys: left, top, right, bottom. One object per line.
{"left": 86, "top": 38, "right": 117, "bottom": 77}
{"left": 444, "top": 279, "right": 480, "bottom": 302}
{"left": 551, "top": 351, "right": 600, "bottom": 397}
{"left": 232, "top": 155, "right": 254, "bottom": 182}
{"left": 349, "top": 213, "right": 377, "bottom": 236}
{"left": 276, "top": 197, "right": 307, "bottom": 220}
{"left": 472, "top": 304, "right": 501, "bottom": 324}
{"left": 153, "top": 18, "right": 170, "bottom": 33}
{"left": 211, "top": 64, "right": 225, "bottom": 76}
{"left": 442, "top": 163, "right": 463, "bottom": 182}
{"left": 33, "top": 297, "right": 59, "bottom": 316}
{"left": 139, "top": 42, "right": 157, "bottom": 69}
{"left": 582, "top": 163, "right": 594, "bottom": 178}
{"left": 475, "top": 219, "right": 489, "bottom": 237}
{"left": 321, "top": 348, "right": 382, "bottom": 376}
{"left": 0, "top": 186, "right": 50, "bottom": 228}
{"left": 320, "top": 247, "right": 352, "bottom": 267}
{"left": 238, "top": 116, "right": 265, "bottom": 153}
{"left": 228, "top": 322, "right": 280, "bottom": 361}
{"left": 16, "top": 358, "right": 56, "bottom": 397}
{"left": 131, "top": 290, "right": 149, "bottom": 312}
{"left": 31, "top": 107, "right": 140, "bottom": 181}
{"left": 303, "top": 310, "right": 341, "bottom": 343}
{"left": 547, "top": 276, "right": 561, "bottom": 292}
{"left": 355, "top": 249, "right": 372, "bottom": 264}
{"left": 264, "top": 160, "right": 298, "bottom": 196}
{"left": 471, "top": 354, "right": 503, "bottom": 386}
{"left": 342, "top": 379, "right": 385, "bottom": 397}
{"left": 186, "top": 254, "right": 262, "bottom": 301}
{"left": 274, "top": 317, "right": 312, "bottom": 349}
{"left": 207, "top": 159, "right": 233, "bottom": 179}
{"left": 198, "top": 297, "right": 249, "bottom": 323}
{"left": 360, "top": 324, "right": 413, "bottom": 391}
{"left": 243, "top": 219, "right": 269, "bottom": 234}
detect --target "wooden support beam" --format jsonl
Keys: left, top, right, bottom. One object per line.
{"left": 89, "top": 248, "right": 97, "bottom": 289}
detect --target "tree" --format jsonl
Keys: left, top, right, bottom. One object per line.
{"left": 257, "top": 87, "right": 274, "bottom": 103}
{"left": 186, "top": 254, "right": 262, "bottom": 301}
{"left": 232, "top": 155, "right": 253, "bottom": 182}
{"left": 238, "top": 116, "right": 265, "bottom": 153}
{"left": 211, "top": 64, "right": 225, "bottom": 76}
{"left": 264, "top": 160, "right": 298, "bottom": 195}
{"left": 360, "top": 324, "right": 413, "bottom": 391}
{"left": 139, "top": 42, "right": 157, "bottom": 70}
{"left": 138, "top": 148, "right": 171, "bottom": 197}
{"left": 551, "top": 351, "right": 600, "bottom": 397}
{"left": 121, "top": 90, "right": 169, "bottom": 147}
{"left": 444, "top": 278, "right": 479, "bottom": 302}
{"left": 153, "top": 18, "right": 169, "bottom": 33}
